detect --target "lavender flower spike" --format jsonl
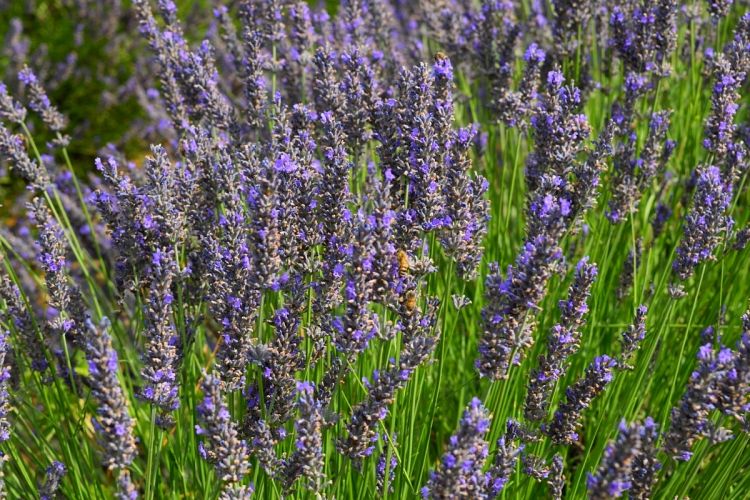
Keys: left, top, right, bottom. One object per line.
{"left": 0, "top": 123, "right": 49, "bottom": 189}
{"left": 31, "top": 198, "right": 88, "bottom": 349}
{"left": 478, "top": 229, "right": 565, "bottom": 380}
{"left": 0, "top": 261, "right": 47, "bottom": 371}
{"left": 282, "top": 382, "right": 325, "bottom": 493}
{"left": 663, "top": 343, "right": 734, "bottom": 461}
{"left": 422, "top": 397, "right": 491, "bottom": 499}
{"left": 0, "top": 330, "right": 11, "bottom": 497}
{"left": 587, "top": 417, "right": 661, "bottom": 499}
{"left": 525, "top": 257, "right": 598, "bottom": 422}
{"left": 549, "top": 455, "right": 565, "bottom": 500}
{"left": 619, "top": 305, "right": 648, "bottom": 370}
{"left": 630, "top": 418, "right": 661, "bottom": 500}
{"left": 39, "top": 461, "right": 67, "bottom": 500}
{"left": 376, "top": 434, "right": 398, "bottom": 496}
{"left": 544, "top": 355, "right": 617, "bottom": 445}
{"left": 0, "top": 82, "right": 27, "bottom": 124}
{"left": 196, "top": 372, "right": 252, "bottom": 498}
{"left": 587, "top": 420, "right": 644, "bottom": 499}
{"left": 672, "top": 165, "right": 733, "bottom": 285}
{"left": 486, "top": 420, "right": 526, "bottom": 497}
{"left": 140, "top": 250, "right": 180, "bottom": 427}
{"left": 18, "top": 66, "right": 68, "bottom": 139}
{"left": 83, "top": 318, "right": 137, "bottom": 498}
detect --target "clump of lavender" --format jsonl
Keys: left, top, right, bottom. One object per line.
{"left": 281, "top": 382, "right": 325, "bottom": 493}
{"left": 133, "top": 0, "right": 232, "bottom": 132}
{"left": 551, "top": 0, "right": 593, "bottom": 60}
{"left": 83, "top": 318, "right": 137, "bottom": 498}
{"left": 663, "top": 342, "right": 735, "bottom": 461}
{"left": 93, "top": 146, "right": 190, "bottom": 295}
{"left": 38, "top": 461, "right": 67, "bottom": 500}
{"left": 249, "top": 307, "right": 305, "bottom": 426}
{"left": 703, "top": 53, "right": 744, "bottom": 170}
{"left": 478, "top": 190, "right": 572, "bottom": 380}
{"left": 478, "top": 74, "right": 612, "bottom": 381}
{"left": 707, "top": 0, "right": 733, "bottom": 22}
{"left": 495, "top": 43, "right": 546, "bottom": 127}
{"left": 338, "top": 47, "right": 376, "bottom": 152}
{"left": 671, "top": 165, "right": 733, "bottom": 287}
{"left": 201, "top": 205, "right": 262, "bottom": 392}
{"left": 525, "top": 257, "right": 598, "bottom": 422}
{"left": 399, "top": 63, "right": 444, "bottom": 238}
{"left": 614, "top": 1, "right": 678, "bottom": 74}
{"left": 587, "top": 418, "right": 661, "bottom": 499}
{"left": 196, "top": 372, "right": 252, "bottom": 498}
{"left": 526, "top": 70, "right": 591, "bottom": 193}
{"left": 544, "top": 355, "right": 617, "bottom": 445}
{"left": 422, "top": 397, "right": 491, "bottom": 499}
{"left": 315, "top": 110, "right": 353, "bottom": 309}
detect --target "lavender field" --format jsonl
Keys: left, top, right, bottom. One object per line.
{"left": 1, "top": 0, "right": 750, "bottom": 498}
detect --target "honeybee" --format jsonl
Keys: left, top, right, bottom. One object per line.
{"left": 434, "top": 51, "right": 448, "bottom": 62}
{"left": 403, "top": 290, "right": 417, "bottom": 313}
{"left": 396, "top": 249, "right": 410, "bottom": 277}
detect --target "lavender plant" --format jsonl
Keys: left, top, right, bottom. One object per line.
{"left": 0, "top": 1, "right": 749, "bottom": 498}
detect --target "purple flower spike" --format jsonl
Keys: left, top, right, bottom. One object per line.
{"left": 423, "top": 397, "right": 491, "bottom": 499}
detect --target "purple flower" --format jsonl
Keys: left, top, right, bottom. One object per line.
{"left": 139, "top": 249, "right": 181, "bottom": 425}
{"left": 376, "top": 433, "right": 399, "bottom": 495}
{"left": 83, "top": 319, "right": 137, "bottom": 497}
{"left": 196, "top": 372, "right": 252, "bottom": 497}
{"left": 38, "top": 461, "right": 67, "bottom": 500}
{"left": 18, "top": 66, "right": 68, "bottom": 138}
{"left": 663, "top": 341, "right": 735, "bottom": 461}
{"left": 544, "top": 355, "right": 617, "bottom": 445}
{"left": 30, "top": 199, "right": 88, "bottom": 349}
{"left": 525, "top": 258, "right": 598, "bottom": 421}
{"left": 619, "top": 306, "right": 648, "bottom": 369}
{"left": 440, "top": 125, "right": 489, "bottom": 279}
{"left": 0, "top": 331, "right": 11, "bottom": 451}
{"left": 588, "top": 419, "right": 660, "bottom": 499}
{"left": 0, "top": 82, "right": 27, "bottom": 124}
{"left": 672, "top": 165, "right": 733, "bottom": 284}
{"left": 281, "top": 382, "right": 325, "bottom": 492}
{"left": 486, "top": 420, "right": 526, "bottom": 497}
{"left": 0, "top": 264, "right": 48, "bottom": 371}
{"left": 0, "top": 124, "right": 49, "bottom": 189}
{"left": 631, "top": 417, "right": 661, "bottom": 499}
{"left": 423, "top": 398, "right": 491, "bottom": 499}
